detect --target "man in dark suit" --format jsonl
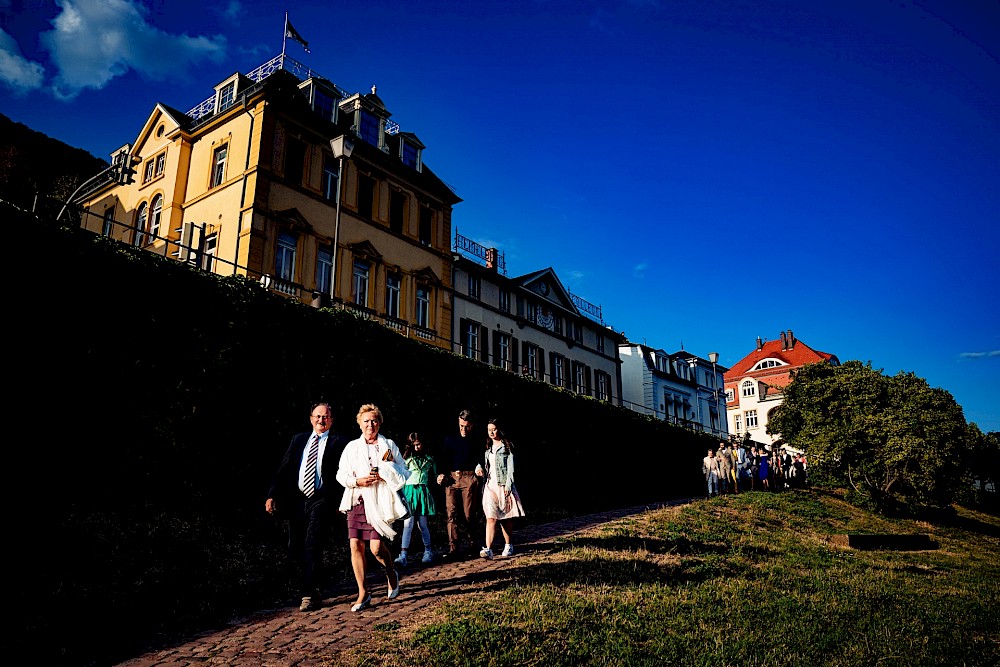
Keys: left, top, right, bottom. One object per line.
{"left": 265, "top": 402, "right": 346, "bottom": 611}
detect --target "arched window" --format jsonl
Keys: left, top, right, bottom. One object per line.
{"left": 741, "top": 379, "right": 756, "bottom": 397}
{"left": 134, "top": 201, "right": 148, "bottom": 246}
{"left": 149, "top": 195, "right": 162, "bottom": 240}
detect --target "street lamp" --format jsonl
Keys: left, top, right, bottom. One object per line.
{"left": 329, "top": 134, "right": 355, "bottom": 302}
{"left": 709, "top": 351, "right": 722, "bottom": 437}
{"left": 686, "top": 357, "right": 701, "bottom": 430}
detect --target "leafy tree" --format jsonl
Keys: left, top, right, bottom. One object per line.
{"left": 964, "top": 424, "right": 1000, "bottom": 501}
{"left": 768, "top": 360, "right": 971, "bottom": 513}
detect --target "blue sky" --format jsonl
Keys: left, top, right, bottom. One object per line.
{"left": 2, "top": 0, "right": 998, "bottom": 433}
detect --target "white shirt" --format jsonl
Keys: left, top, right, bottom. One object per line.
{"left": 298, "top": 431, "right": 329, "bottom": 494}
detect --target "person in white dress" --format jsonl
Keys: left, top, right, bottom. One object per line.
{"left": 476, "top": 418, "right": 525, "bottom": 559}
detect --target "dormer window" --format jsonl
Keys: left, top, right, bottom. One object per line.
{"left": 210, "top": 73, "right": 249, "bottom": 116}
{"left": 217, "top": 81, "right": 236, "bottom": 112}
{"left": 299, "top": 79, "right": 341, "bottom": 123}
{"left": 359, "top": 110, "right": 380, "bottom": 146}
{"left": 752, "top": 358, "right": 788, "bottom": 371}
{"left": 402, "top": 141, "right": 418, "bottom": 169}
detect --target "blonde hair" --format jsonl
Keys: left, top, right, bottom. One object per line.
{"left": 356, "top": 403, "right": 383, "bottom": 426}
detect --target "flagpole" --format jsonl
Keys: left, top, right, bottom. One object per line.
{"left": 282, "top": 11, "right": 288, "bottom": 58}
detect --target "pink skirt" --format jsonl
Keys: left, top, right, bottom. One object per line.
{"left": 482, "top": 479, "right": 525, "bottom": 520}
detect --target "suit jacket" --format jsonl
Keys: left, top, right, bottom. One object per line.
{"left": 267, "top": 430, "right": 347, "bottom": 510}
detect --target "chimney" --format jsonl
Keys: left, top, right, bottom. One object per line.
{"left": 787, "top": 329, "right": 795, "bottom": 349}
{"left": 779, "top": 330, "right": 787, "bottom": 350}
{"left": 756, "top": 336, "right": 762, "bottom": 351}
{"left": 485, "top": 247, "right": 498, "bottom": 271}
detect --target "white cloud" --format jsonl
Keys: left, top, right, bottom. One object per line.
{"left": 217, "top": 0, "right": 245, "bottom": 24}
{"left": 633, "top": 261, "right": 648, "bottom": 278}
{"left": 0, "top": 28, "right": 46, "bottom": 93}
{"left": 41, "top": 0, "right": 226, "bottom": 100}
{"left": 959, "top": 350, "right": 1000, "bottom": 359}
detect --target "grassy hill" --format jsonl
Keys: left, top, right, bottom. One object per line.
{"left": 334, "top": 488, "right": 999, "bottom": 667}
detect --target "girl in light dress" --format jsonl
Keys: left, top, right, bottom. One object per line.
{"left": 476, "top": 418, "right": 525, "bottom": 559}
{"left": 394, "top": 432, "right": 438, "bottom": 567}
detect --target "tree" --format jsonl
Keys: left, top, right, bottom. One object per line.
{"left": 768, "top": 360, "right": 971, "bottom": 513}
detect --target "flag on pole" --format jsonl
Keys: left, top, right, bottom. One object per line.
{"left": 285, "top": 15, "right": 310, "bottom": 53}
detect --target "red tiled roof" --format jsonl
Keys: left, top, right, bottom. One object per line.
{"left": 724, "top": 338, "right": 837, "bottom": 382}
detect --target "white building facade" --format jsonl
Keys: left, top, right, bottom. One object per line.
{"left": 619, "top": 342, "right": 728, "bottom": 438}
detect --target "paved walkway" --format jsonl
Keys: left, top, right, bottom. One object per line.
{"left": 114, "top": 500, "right": 688, "bottom": 666}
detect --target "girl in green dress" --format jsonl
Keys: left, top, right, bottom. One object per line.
{"left": 394, "top": 432, "right": 438, "bottom": 566}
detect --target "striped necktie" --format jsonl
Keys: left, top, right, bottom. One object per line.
{"left": 304, "top": 434, "right": 320, "bottom": 497}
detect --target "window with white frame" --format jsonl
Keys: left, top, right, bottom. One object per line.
{"left": 495, "top": 332, "right": 511, "bottom": 370}
{"left": 573, "top": 321, "right": 584, "bottom": 344}
{"left": 415, "top": 285, "right": 430, "bottom": 328}
{"left": 551, "top": 354, "right": 565, "bottom": 388}
{"left": 752, "top": 358, "right": 787, "bottom": 371}
{"left": 217, "top": 81, "right": 235, "bottom": 112}
{"left": 524, "top": 344, "right": 539, "bottom": 378}
{"left": 200, "top": 232, "right": 217, "bottom": 271}
{"left": 133, "top": 201, "right": 148, "bottom": 246}
{"left": 385, "top": 273, "right": 401, "bottom": 318}
{"left": 155, "top": 151, "right": 166, "bottom": 177}
{"left": 596, "top": 334, "right": 605, "bottom": 354}
{"left": 741, "top": 379, "right": 756, "bottom": 397}
{"left": 276, "top": 231, "right": 297, "bottom": 282}
{"left": 352, "top": 260, "right": 370, "bottom": 307}
{"left": 498, "top": 288, "right": 510, "bottom": 313}
{"left": 726, "top": 388, "right": 735, "bottom": 403}
{"left": 468, "top": 273, "right": 481, "bottom": 300}
{"left": 210, "top": 145, "right": 227, "bottom": 188}
{"left": 316, "top": 245, "right": 333, "bottom": 295}
{"left": 462, "top": 319, "right": 480, "bottom": 359}
{"left": 322, "top": 157, "right": 339, "bottom": 201}
{"left": 149, "top": 195, "right": 162, "bottom": 240}
{"left": 143, "top": 159, "right": 155, "bottom": 184}
{"left": 595, "top": 371, "right": 611, "bottom": 401}
{"left": 745, "top": 410, "right": 758, "bottom": 428}
{"left": 734, "top": 413, "right": 742, "bottom": 432}
{"left": 572, "top": 361, "right": 588, "bottom": 395}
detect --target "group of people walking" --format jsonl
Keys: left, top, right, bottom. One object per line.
{"left": 265, "top": 404, "right": 524, "bottom": 613}
{"left": 702, "top": 441, "right": 807, "bottom": 496}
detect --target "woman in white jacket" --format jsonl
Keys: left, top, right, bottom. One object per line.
{"left": 336, "top": 404, "right": 409, "bottom": 611}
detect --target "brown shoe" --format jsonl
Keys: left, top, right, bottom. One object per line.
{"left": 299, "top": 596, "right": 320, "bottom": 612}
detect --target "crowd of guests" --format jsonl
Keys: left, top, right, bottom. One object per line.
{"left": 265, "top": 404, "right": 523, "bottom": 613}
{"left": 702, "top": 441, "right": 808, "bottom": 496}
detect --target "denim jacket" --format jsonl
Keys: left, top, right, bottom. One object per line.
{"left": 485, "top": 444, "right": 513, "bottom": 490}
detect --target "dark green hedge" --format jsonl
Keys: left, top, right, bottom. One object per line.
{"left": 10, "top": 209, "right": 713, "bottom": 666}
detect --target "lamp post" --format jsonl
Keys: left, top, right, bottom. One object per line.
{"left": 709, "top": 351, "right": 722, "bottom": 437}
{"left": 686, "top": 357, "right": 701, "bottom": 431}
{"left": 329, "top": 134, "right": 355, "bottom": 301}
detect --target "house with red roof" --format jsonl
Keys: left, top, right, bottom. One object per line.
{"left": 723, "top": 330, "right": 840, "bottom": 449}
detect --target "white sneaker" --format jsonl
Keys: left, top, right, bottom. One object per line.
{"left": 501, "top": 544, "right": 514, "bottom": 557}
{"left": 421, "top": 550, "right": 434, "bottom": 563}
{"left": 394, "top": 552, "right": 408, "bottom": 567}
{"left": 479, "top": 547, "right": 494, "bottom": 559}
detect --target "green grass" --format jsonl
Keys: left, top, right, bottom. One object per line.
{"left": 328, "top": 489, "right": 1000, "bottom": 667}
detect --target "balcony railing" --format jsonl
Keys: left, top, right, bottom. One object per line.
{"left": 186, "top": 54, "right": 351, "bottom": 122}
{"left": 453, "top": 230, "right": 506, "bottom": 275}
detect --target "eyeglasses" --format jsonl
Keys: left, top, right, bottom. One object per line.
{"left": 312, "top": 415, "right": 331, "bottom": 421}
